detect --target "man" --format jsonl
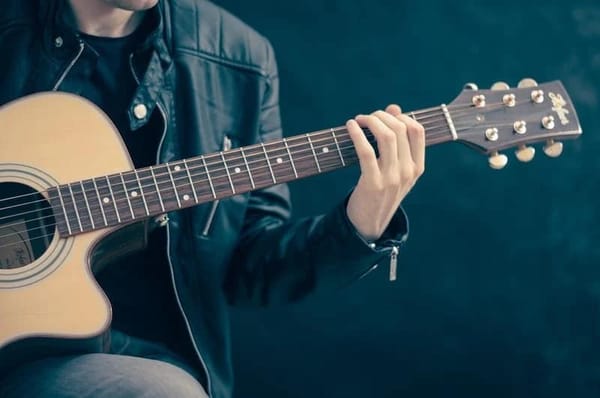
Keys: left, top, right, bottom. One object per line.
{"left": 0, "top": 0, "right": 425, "bottom": 397}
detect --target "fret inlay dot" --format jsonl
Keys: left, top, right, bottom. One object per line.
{"left": 174, "top": 165, "right": 181, "bottom": 172}
{"left": 276, "top": 157, "right": 283, "bottom": 164}
{"left": 130, "top": 191, "right": 138, "bottom": 198}
{"left": 183, "top": 194, "right": 190, "bottom": 201}
{"left": 234, "top": 167, "right": 241, "bottom": 173}
{"left": 102, "top": 197, "right": 110, "bottom": 204}
{"left": 322, "top": 147, "right": 329, "bottom": 153}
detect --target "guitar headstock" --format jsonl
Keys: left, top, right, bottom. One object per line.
{"left": 446, "top": 79, "right": 582, "bottom": 169}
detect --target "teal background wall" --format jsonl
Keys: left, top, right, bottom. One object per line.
{"left": 216, "top": 1, "right": 600, "bottom": 397}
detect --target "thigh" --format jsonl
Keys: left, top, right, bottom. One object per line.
{"left": 0, "top": 353, "right": 208, "bottom": 398}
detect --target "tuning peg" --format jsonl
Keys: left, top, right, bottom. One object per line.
{"left": 488, "top": 152, "right": 509, "bottom": 170}
{"left": 464, "top": 82, "right": 479, "bottom": 90}
{"left": 491, "top": 81, "right": 510, "bottom": 91}
{"left": 543, "top": 139, "right": 563, "bottom": 158}
{"left": 518, "top": 78, "right": 538, "bottom": 88}
{"left": 515, "top": 145, "right": 536, "bottom": 162}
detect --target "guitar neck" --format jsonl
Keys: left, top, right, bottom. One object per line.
{"left": 48, "top": 105, "right": 453, "bottom": 237}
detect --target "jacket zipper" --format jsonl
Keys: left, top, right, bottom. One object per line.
{"left": 201, "top": 135, "right": 232, "bottom": 236}
{"left": 358, "top": 244, "right": 400, "bottom": 281}
{"left": 389, "top": 245, "right": 399, "bottom": 281}
{"left": 52, "top": 40, "right": 85, "bottom": 91}
{"left": 129, "top": 53, "right": 213, "bottom": 397}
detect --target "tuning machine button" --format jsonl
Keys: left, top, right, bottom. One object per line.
{"left": 518, "top": 78, "right": 538, "bottom": 88}
{"left": 464, "top": 82, "right": 479, "bottom": 90}
{"left": 472, "top": 94, "right": 486, "bottom": 107}
{"left": 531, "top": 89, "right": 545, "bottom": 104}
{"left": 491, "top": 81, "right": 510, "bottom": 91}
{"left": 543, "top": 139, "right": 563, "bottom": 158}
{"left": 485, "top": 127, "right": 499, "bottom": 141}
{"left": 515, "top": 145, "right": 536, "bottom": 162}
{"left": 503, "top": 93, "right": 516, "bottom": 107}
{"left": 488, "top": 152, "right": 508, "bottom": 170}
{"left": 542, "top": 115, "right": 555, "bottom": 130}
{"left": 513, "top": 120, "right": 527, "bottom": 135}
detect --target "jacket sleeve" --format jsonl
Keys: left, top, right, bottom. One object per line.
{"left": 223, "top": 41, "right": 409, "bottom": 306}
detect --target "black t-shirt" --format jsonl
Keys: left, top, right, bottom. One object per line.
{"left": 74, "top": 29, "right": 198, "bottom": 369}
{"left": 77, "top": 30, "right": 158, "bottom": 168}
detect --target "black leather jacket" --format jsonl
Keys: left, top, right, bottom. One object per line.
{"left": 0, "top": 1, "right": 408, "bottom": 397}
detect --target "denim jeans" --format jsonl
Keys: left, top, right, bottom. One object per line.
{"left": 0, "top": 353, "right": 208, "bottom": 398}
{"left": 0, "top": 331, "right": 208, "bottom": 398}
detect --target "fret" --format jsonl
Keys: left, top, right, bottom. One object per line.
{"left": 55, "top": 186, "right": 73, "bottom": 235}
{"left": 182, "top": 159, "right": 199, "bottom": 203}
{"left": 410, "top": 111, "right": 417, "bottom": 121}
{"left": 78, "top": 179, "right": 107, "bottom": 230}
{"left": 222, "top": 149, "right": 253, "bottom": 192}
{"left": 264, "top": 143, "right": 296, "bottom": 183}
{"left": 168, "top": 162, "right": 196, "bottom": 207}
{"left": 201, "top": 156, "right": 217, "bottom": 199}
{"left": 94, "top": 176, "right": 119, "bottom": 225}
{"left": 121, "top": 171, "right": 149, "bottom": 219}
{"left": 119, "top": 172, "right": 136, "bottom": 219}
{"left": 183, "top": 158, "right": 215, "bottom": 202}
{"left": 149, "top": 166, "right": 166, "bottom": 212}
{"left": 66, "top": 183, "right": 84, "bottom": 232}
{"left": 309, "top": 131, "right": 343, "bottom": 173}
{"left": 286, "top": 135, "right": 319, "bottom": 178}
{"left": 283, "top": 137, "right": 299, "bottom": 178}
{"left": 240, "top": 146, "right": 272, "bottom": 188}
{"left": 260, "top": 143, "right": 277, "bottom": 184}
{"left": 134, "top": 168, "right": 159, "bottom": 214}
{"left": 220, "top": 152, "right": 236, "bottom": 194}
{"left": 239, "top": 147, "right": 255, "bottom": 189}
{"left": 77, "top": 181, "right": 95, "bottom": 230}
{"left": 151, "top": 164, "right": 181, "bottom": 211}
{"left": 91, "top": 177, "right": 109, "bottom": 226}
{"left": 330, "top": 129, "right": 346, "bottom": 166}
{"left": 306, "top": 134, "right": 322, "bottom": 173}
{"left": 105, "top": 176, "right": 122, "bottom": 223}
{"left": 69, "top": 182, "right": 95, "bottom": 231}
{"left": 165, "top": 163, "right": 182, "bottom": 208}
{"left": 133, "top": 169, "right": 150, "bottom": 216}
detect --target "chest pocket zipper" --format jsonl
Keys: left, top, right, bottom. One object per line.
{"left": 201, "top": 135, "right": 232, "bottom": 237}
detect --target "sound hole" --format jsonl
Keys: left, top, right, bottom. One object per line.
{"left": 0, "top": 182, "right": 56, "bottom": 270}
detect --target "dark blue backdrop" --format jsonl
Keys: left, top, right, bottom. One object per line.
{"left": 215, "top": 1, "right": 600, "bottom": 397}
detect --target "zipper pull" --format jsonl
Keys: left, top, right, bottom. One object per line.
{"left": 389, "top": 246, "right": 399, "bottom": 281}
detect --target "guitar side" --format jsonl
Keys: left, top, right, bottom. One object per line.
{"left": 0, "top": 93, "right": 135, "bottom": 368}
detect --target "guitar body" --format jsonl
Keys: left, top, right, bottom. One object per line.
{"left": 0, "top": 93, "right": 139, "bottom": 369}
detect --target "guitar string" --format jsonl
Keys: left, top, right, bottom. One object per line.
{"left": 0, "top": 112, "right": 534, "bottom": 232}
{"left": 0, "top": 116, "right": 455, "bottom": 214}
{"left": 0, "top": 102, "right": 466, "bottom": 207}
{"left": 0, "top": 107, "right": 540, "bottom": 229}
{"left": 0, "top": 104, "right": 503, "bottom": 224}
{"left": 0, "top": 98, "right": 525, "bottom": 211}
{"left": 0, "top": 134, "right": 388, "bottom": 231}
{"left": 0, "top": 119, "right": 538, "bottom": 245}
{"left": 0, "top": 99, "right": 518, "bottom": 211}
{"left": 0, "top": 119, "right": 489, "bottom": 243}
{"left": 0, "top": 98, "right": 521, "bottom": 208}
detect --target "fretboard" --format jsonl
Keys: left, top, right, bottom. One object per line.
{"left": 48, "top": 106, "right": 454, "bottom": 237}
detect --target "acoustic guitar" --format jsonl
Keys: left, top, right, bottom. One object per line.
{"left": 0, "top": 79, "right": 582, "bottom": 369}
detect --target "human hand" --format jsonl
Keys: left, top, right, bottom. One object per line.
{"left": 346, "top": 104, "right": 425, "bottom": 241}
